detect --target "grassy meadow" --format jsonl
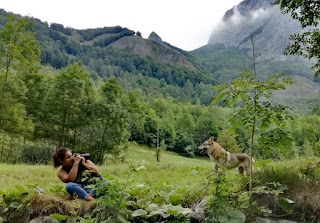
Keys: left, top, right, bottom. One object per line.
{"left": 1, "top": 142, "right": 320, "bottom": 222}
{"left": 1, "top": 142, "right": 212, "bottom": 200}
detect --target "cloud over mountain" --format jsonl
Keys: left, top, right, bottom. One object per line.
{"left": 208, "top": 0, "right": 303, "bottom": 61}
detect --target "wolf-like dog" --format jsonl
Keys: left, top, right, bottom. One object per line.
{"left": 198, "top": 137, "right": 252, "bottom": 175}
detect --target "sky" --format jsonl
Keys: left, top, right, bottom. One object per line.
{"left": 0, "top": 0, "right": 242, "bottom": 51}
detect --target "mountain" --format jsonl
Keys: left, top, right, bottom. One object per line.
{"left": 208, "top": 0, "right": 303, "bottom": 62}
{"left": 109, "top": 34, "right": 196, "bottom": 70}
{"left": 200, "top": 0, "right": 320, "bottom": 113}
{"left": 191, "top": 0, "right": 317, "bottom": 82}
{"left": 0, "top": 4, "right": 320, "bottom": 114}
{"left": 0, "top": 8, "right": 218, "bottom": 105}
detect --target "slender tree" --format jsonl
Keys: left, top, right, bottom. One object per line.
{"left": 90, "top": 78, "right": 129, "bottom": 164}
{"left": 212, "top": 36, "right": 294, "bottom": 202}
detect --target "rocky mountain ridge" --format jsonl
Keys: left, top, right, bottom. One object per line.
{"left": 208, "top": 0, "right": 305, "bottom": 62}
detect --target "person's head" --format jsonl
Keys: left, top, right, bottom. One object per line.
{"left": 52, "top": 147, "right": 73, "bottom": 168}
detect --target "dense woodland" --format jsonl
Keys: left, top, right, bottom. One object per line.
{"left": 0, "top": 9, "right": 320, "bottom": 166}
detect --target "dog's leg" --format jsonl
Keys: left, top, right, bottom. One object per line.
{"left": 212, "top": 161, "right": 215, "bottom": 170}
{"left": 214, "top": 163, "right": 220, "bottom": 173}
{"left": 244, "top": 166, "right": 250, "bottom": 176}
{"left": 238, "top": 166, "right": 244, "bottom": 175}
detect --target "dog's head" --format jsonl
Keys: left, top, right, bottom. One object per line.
{"left": 198, "top": 137, "right": 215, "bottom": 155}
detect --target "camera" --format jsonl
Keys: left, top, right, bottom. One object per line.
{"left": 74, "top": 153, "right": 90, "bottom": 160}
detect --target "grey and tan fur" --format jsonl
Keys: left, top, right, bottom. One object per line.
{"left": 198, "top": 137, "right": 252, "bottom": 175}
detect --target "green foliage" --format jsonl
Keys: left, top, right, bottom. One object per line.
{"left": 204, "top": 172, "right": 247, "bottom": 223}
{"left": 213, "top": 69, "right": 294, "bottom": 159}
{"left": 1, "top": 7, "right": 320, "bottom": 172}
{"left": 89, "top": 78, "right": 130, "bottom": 164}
{"left": 274, "top": 0, "right": 320, "bottom": 76}
{"left": 217, "top": 129, "right": 240, "bottom": 153}
{"left": 253, "top": 157, "right": 320, "bottom": 221}
{"left": 1, "top": 9, "right": 318, "bottom": 112}
{"left": 258, "top": 128, "right": 294, "bottom": 159}
{"left": 126, "top": 91, "right": 147, "bottom": 142}
{"left": 277, "top": 197, "right": 295, "bottom": 214}
{"left": 0, "top": 10, "right": 219, "bottom": 105}
{"left": 77, "top": 26, "right": 132, "bottom": 41}
{"left": 0, "top": 185, "right": 30, "bottom": 222}
{"left": 42, "top": 62, "right": 96, "bottom": 148}
{"left": 20, "top": 143, "right": 55, "bottom": 164}
{"left": 93, "top": 29, "right": 135, "bottom": 47}
{"left": 1, "top": 149, "right": 320, "bottom": 222}
{"left": 88, "top": 176, "right": 131, "bottom": 222}
{"left": 0, "top": 14, "right": 40, "bottom": 137}
{"left": 290, "top": 115, "right": 320, "bottom": 156}
{"left": 79, "top": 163, "right": 194, "bottom": 222}
{"left": 50, "top": 23, "right": 72, "bottom": 35}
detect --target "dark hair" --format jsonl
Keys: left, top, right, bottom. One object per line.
{"left": 52, "top": 147, "right": 71, "bottom": 168}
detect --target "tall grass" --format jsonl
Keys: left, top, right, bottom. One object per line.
{"left": 253, "top": 156, "right": 320, "bottom": 222}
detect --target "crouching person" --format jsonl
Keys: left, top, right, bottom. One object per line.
{"left": 52, "top": 147, "right": 101, "bottom": 201}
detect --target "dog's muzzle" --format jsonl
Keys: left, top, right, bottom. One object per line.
{"left": 198, "top": 145, "right": 208, "bottom": 155}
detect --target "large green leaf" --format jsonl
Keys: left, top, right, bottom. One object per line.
{"left": 278, "top": 197, "right": 295, "bottom": 214}
{"left": 49, "top": 213, "right": 68, "bottom": 221}
{"left": 162, "top": 204, "right": 193, "bottom": 215}
{"left": 218, "top": 209, "right": 246, "bottom": 223}
{"left": 148, "top": 209, "right": 170, "bottom": 218}
{"left": 132, "top": 209, "right": 148, "bottom": 218}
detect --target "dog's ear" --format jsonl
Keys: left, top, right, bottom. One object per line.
{"left": 207, "top": 136, "right": 215, "bottom": 144}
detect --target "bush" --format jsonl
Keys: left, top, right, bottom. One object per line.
{"left": 20, "top": 144, "right": 55, "bottom": 164}
{"left": 253, "top": 158, "right": 320, "bottom": 221}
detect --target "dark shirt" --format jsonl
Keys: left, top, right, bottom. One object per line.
{"left": 61, "top": 163, "right": 102, "bottom": 186}
{"left": 61, "top": 164, "right": 88, "bottom": 184}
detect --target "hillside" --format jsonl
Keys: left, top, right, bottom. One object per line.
{"left": 1, "top": 3, "right": 320, "bottom": 113}
{"left": 272, "top": 75, "right": 320, "bottom": 114}
{"left": 109, "top": 35, "right": 196, "bottom": 70}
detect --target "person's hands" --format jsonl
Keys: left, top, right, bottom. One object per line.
{"left": 73, "top": 154, "right": 84, "bottom": 165}
{"left": 79, "top": 156, "right": 85, "bottom": 165}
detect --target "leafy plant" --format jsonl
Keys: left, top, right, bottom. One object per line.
{"left": 204, "top": 172, "right": 246, "bottom": 223}
{"left": 0, "top": 185, "right": 30, "bottom": 222}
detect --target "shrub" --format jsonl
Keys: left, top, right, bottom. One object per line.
{"left": 20, "top": 144, "right": 55, "bottom": 164}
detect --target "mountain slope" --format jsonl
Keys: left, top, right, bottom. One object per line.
{"left": 208, "top": 0, "right": 303, "bottom": 61}
{"left": 109, "top": 35, "right": 196, "bottom": 70}
{"left": 1, "top": 7, "right": 320, "bottom": 114}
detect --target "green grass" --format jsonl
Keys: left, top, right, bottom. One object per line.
{"left": 0, "top": 142, "right": 214, "bottom": 205}
{"left": 1, "top": 143, "right": 320, "bottom": 222}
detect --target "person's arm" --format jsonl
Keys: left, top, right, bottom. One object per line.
{"left": 81, "top": 159, "right": 99, "bottom": 176}
{"left": 57, "top": 162, "right": 80, "bottom": 183}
